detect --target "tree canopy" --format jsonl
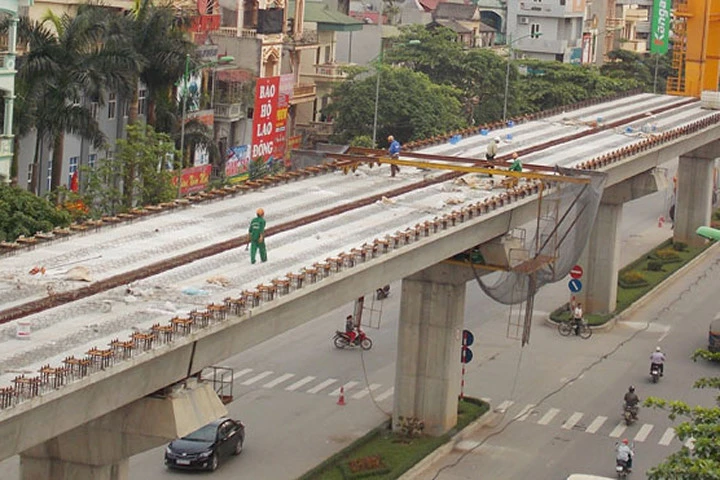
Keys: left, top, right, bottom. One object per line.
{"left": 325, "top": 65, "right": 466, "bottom": 147}
{"left": 0, "top": 184, "right": 70, "bottom": 242}
{"left": 645, "top": 349, "right": 720, "bottom": 479}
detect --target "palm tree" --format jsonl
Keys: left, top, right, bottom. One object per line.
{"left": 118, "top": 0, "right": 197, "bottom": 127}
{"left": 17, "top": 8, "right": 138, "bottom": 194}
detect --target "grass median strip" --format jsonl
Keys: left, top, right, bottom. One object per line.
{"left": 298, "top": 397, "right": 489, "bottom": 480}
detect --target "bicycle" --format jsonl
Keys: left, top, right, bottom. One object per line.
{"left": 558, "top": 320, "right": 592, "bottom": 339}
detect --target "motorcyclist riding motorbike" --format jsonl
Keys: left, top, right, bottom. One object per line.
{"left": 624, "top": 385, "right": 639, "bottom": 420}
{"left": 650, "top": 346, "right": 666, "bottom": 377}
{"left": 616, "top": 438, "right": 634, "bottom": 472}
{"left": 345, "top": 315, "right": 357, "bottom": 344}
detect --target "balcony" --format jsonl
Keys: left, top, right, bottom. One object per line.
{"left": 215, "top": 27, "right": 258, "bottom": 38}
{"left": 214, "top": 102, "right": 246, "bottom": 122}
{"left": 283, "top": 30, "right": 319, "bottom": 50}
{"left": 310, "top": 63, "right": 350, "bottom": 81}
{"left": 290, "top": 83, "right": 317, "bottom": 104}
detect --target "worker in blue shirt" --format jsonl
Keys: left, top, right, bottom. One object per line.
{"left": 387, "top": 135, "right": 401, "bottom": 177}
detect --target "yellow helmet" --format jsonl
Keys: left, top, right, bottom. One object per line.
{"left": 256, "top": 208, "right": 264, "bottom": 216}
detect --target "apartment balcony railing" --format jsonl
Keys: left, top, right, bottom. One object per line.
{"left": 311, "top": 63, "right": 349, "bottom": 80}
{"left": 0, "top": 53, "right": 15, "bottom": 70}
{"left": 214, "top": 102, "right": 246, "bottom": 122}
{"left": 216, "top": 27, "right": 258, "bottom": 38}
{"left": 0, "top": 135, "right": 13, "bottom": 156}
{"left": 290, "top": 83, "right": 316, "bottom": 104}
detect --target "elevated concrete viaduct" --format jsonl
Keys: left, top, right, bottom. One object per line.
{"left": 1, "top": 101, "right": 719, "bottom": 479}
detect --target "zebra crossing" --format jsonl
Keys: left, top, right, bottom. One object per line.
{"left": 228, "top": 369, "right": 684, "bottom": 448}
{"left": 487, "top": 398, "right": 685, "bottom": 448}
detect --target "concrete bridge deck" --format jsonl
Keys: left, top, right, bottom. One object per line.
{"left": 0, "top": 93, "right": 718, "bottom": 462}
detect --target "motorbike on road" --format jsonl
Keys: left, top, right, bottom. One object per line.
{"left": 623, "top": 404, "right": 638, "bottom": 426}
{"left": 616, "top": 458, "right": 631, "bottom": 478}
{"left": 333, "top": 329, "right": 373, "bottom": 350}
{"left": 650, "top": 363, "right": 661, "bottom": 383}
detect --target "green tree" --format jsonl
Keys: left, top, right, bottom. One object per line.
{"left": 0, "top": 184, "right": 70, "bottom": 242}
{"left": 16, "top": 8, "right": 137, "bottom": 195}
{"left": 514, "top": 60, "right": 634, "bottom": 114}
{"left": 601, "top": 49, "right": 672, "bottom": 93}
{"left": 325, "top": 65, "right": 466, "bottom": 145}
{"left": 645, "top": 349, "right": 720, "bottom": 480}
{"left": 115, "top": 123, "right": 177, "bottom": 207}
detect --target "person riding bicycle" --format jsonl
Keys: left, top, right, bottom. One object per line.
{"left": 572, "top": 302, "right": 584, "bottom": 335}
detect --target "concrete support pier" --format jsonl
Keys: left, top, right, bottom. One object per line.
{"left": 674, "top": 144, "right": 718, "bottom": 247}
{"left": 19, "top": 381, "right": 226, "bottom": 480}
{"left": 579, "top": 201, "right": 623, "bottom": 314}
{"left": 393, "top": 263, "right": 474, "bottom": 436}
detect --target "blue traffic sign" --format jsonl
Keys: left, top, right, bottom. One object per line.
{"left": 461, "top": 346, "right": 473, "bottom": 364}
{"left": 568, "top": 279, "right": 583, "bottom": 293}
{"left": 462, "top": 329, "right": 474, "bottom": 347}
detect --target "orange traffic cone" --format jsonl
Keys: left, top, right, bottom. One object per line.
{"left": 337, "top": 386, "right": 346, "bottom": 406}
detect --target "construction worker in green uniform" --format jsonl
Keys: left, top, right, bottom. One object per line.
{"left": 509, "top": 152, "right": 522, "bottom": 172}
{"left": 248, "top": 208, "right": 267, "bottom": 264}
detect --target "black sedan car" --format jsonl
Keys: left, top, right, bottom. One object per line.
{"left": 164, "top": 417, "right": 245, "bottom": 471}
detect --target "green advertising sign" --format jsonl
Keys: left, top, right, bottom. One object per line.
{"left": 650, "top": 0, "right": 671, "bottom": 54}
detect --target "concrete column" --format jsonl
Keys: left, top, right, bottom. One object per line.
{"left": 393, "top": 262, "right": 474, "bottom": 436}
{"left": 20, "top": 381, "right": 226, "bottom": 480}
{"left": 578, "top": 201, "right": 623, "bottom": 315}
{"left": 674, "top": 143, "right": 718, "bottom": 247}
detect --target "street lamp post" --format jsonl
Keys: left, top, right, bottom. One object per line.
{"left": 502, "top": 32, "right": 541, "bottom": 123}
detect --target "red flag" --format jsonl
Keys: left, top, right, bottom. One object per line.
{"left": 70, "top": 170, "right": 79, "bottom": 192}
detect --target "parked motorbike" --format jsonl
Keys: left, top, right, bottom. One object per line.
{"left": 650, "top": 363, "right": 661, "bottom": 383}
{"left": 616, "top": 459, "right": 631, "bottom": 478}
{"left": 333, "top": 329, "right": 373, "bottom": 350}
{"left": 376, "top": 285, "right": 390, "bottom": 300}
{"left": 623, "top": 404, "right": 638, "bottom": 426}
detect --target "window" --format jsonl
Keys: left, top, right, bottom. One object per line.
{"left": 68, "top": 156, "right": 79, "bottom": 185}
{"left": 90, "top": 102, "right": 98, "bottom": 120}
{"left": 108, "top": 93, "right": 116, "bottom": 120}
{"left": 138, "top": 88, "right": 147, "bottom": 116}
{"left": 531, "top": 23, "right": 541, "bottom": 38}
{"left": 27, "top": 163, "right": 33, "bottom": 184}
{"left": 46, "top": 159, "right": 52, "bottom": 191}
{"left": 88, "top": 153, "right": 97, "bottom": 169}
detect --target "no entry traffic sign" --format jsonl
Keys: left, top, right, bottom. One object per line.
{"left": 568, "top": 278, "right": 582, "bottom": 293}
{"left": 570, "top": 265, "right": 583, "bottom": 279}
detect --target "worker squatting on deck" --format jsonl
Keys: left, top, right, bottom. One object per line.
{"left": 248, "top": 208, "right": 267, "bottom": 264}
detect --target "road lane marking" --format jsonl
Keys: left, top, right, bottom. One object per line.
{"left": 307, "top": 378, "right": 337, "bottom": 394}
{"left": 352, "top": 384, "right": 382, "bottom": 399}
{"left": 514, "top": 404, "right": 535, "bottom": 421}
{"left": 231, "top": 368, "right": 253, "bottom": 382}
{"left": 609, "top": 423, "right": 627, "bottom": 438}
{"left": 375, "top": 387, "right": 394, "bottom": 401}
{"left": 495, "top": 400, "right": 514, "bottom": 413}
{"left": 658, "top": 428, "right": 675, "bottom": 446}
{"left": 634, "top": 424, "right": 653, "bottom": 442}
{"left": 586, "top": 416, "right": 607, "bottom": 434}
{"left": 562, "top": 412, "right": 583, "bottom": 430}
{"left": 537, "top": 408, "right": 560, "bottom": 425}
{"left": 285, "top": 376, "right": 315, "bottom": 391}
{"left": 263, "top": 373, "right": 295, "bottom": 388}
{"left": 330, "top": 381, "right": 360, "bottom": 396}
{"left": 242, "top": 371, "right": 273, "bottom": 385}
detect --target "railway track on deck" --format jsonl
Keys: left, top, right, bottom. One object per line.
{"left": 0, "top": 96, "right": 702, "bottom": 325}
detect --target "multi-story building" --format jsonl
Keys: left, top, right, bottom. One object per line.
{"left": 0, "top": 6, "right": 19, "bottom": 184}
{"left": 506, "top": 0, "right": 586, "bottom": 63}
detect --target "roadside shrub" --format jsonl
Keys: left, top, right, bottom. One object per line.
{"left": 619, "top": 270, "right": 649, "bottom": 288}
{"left": 653, "top": 248, "right": 681, "bottom": 263}
{"left": 647, "top": 260, "right": 664, "bottom": 271}
{"left": 672, "top": 242, "right": 688, "bottom": 252}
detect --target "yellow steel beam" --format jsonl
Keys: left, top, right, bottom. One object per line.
{"left": 336, "top": 154, "right": 591, "bottom": 185}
